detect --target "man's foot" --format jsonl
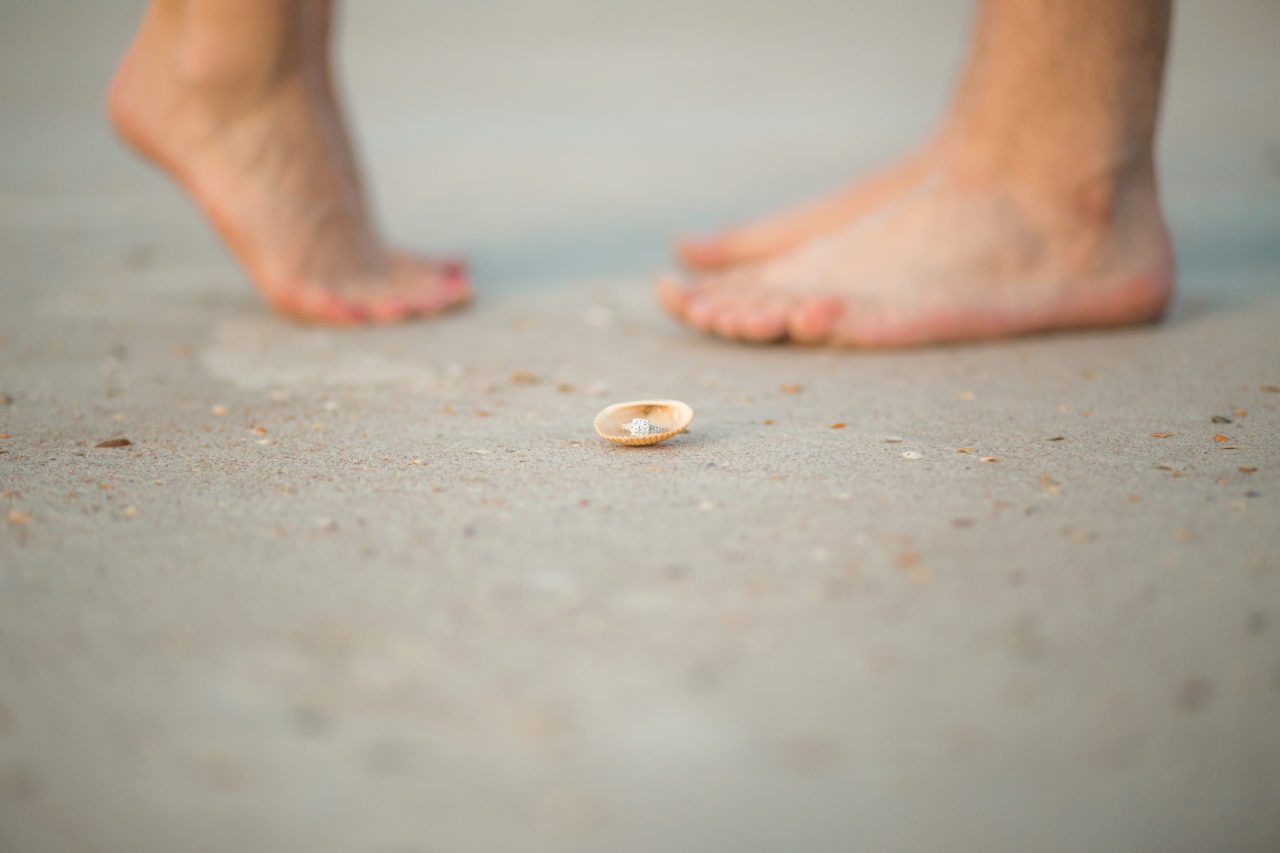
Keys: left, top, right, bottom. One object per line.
{"left": 661, "top": 0, "right": 1175, "bottom": 348}
{"left": 107, "top": 7, "right": 468, "bottom": 325}
{"left": 659, "top": 149, "right": 1174, "bottom": 347}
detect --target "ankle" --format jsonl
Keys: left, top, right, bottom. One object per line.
{"left": 129, "top": 4, "right": 303, "bottom": 113}
{"left": 933, "top": 126, "right": 1156, "bottom": 231}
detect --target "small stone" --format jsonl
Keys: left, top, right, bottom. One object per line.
{"left": 1211, "top": 415, "right": 1232, "bottom": 424}
{"left": 95, "top": 438, "right": 132, "bottom": 448}
{"left": 123, "top": 506, "right": 141, "bottom": 518}
{"left": 211, "top": 404, "right": 228, "bottom": 417}
{"left": 7, "top": 509, "right": 30, "bottom": 525}
{"left": 980, "top": 456, "right": 1001, "bottom": 463}
{"left": 901, "top": 451, "right": 922, "bottom": 460}
{"left": 511, "top": 370, "right": 539, "bottom": 385}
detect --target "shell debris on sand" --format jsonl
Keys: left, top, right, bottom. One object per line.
{"left": 595, "top": 400, "right": 693, "bottom": 446}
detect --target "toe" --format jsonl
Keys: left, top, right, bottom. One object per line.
{"left": 364, "top": 295, "right": 415, "bottom": 324}
{"left": 711, "top": 300, "right": 751, "bottom": 340}
{"left": 685, "top": 293, "right": 723, "bottom": 333}
{"left": 787, "top": 295, "right": 844, "bottom": 343}
{"left": 660, "top": 266, "right": 771, "bottom": 340}
{"left": 658, "top": 269, "right": 744, "bottom": 329}
{"left": 276, "top": 284, "right": 367, "bottom": 325}
{"left": 392, "top": 254, "right": 471, "bottom": 319}
{"left": 656, "top": 274, "right": 695, "bottom": 319}
{"left": 434, "top": 258, "right": 472, "bottom": 309}
{"left": 740, "top": 299, "right": 790, "bottom": 342}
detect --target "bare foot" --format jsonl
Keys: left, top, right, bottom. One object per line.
{"left": 658, "top": 148, "right": 1174, "bottom": 347}
{"left": 661, "top": 0, "right": 1176, "bottom": 348}
{"left": 107, "top": 6, "right": 468, "bottom": 325}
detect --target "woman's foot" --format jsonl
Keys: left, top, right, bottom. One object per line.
{"left": 659, "top": 148, "right": 1174, "bottom": 347}
{"left": 660, "top": 0, "right": 1175, "bottom": 348}
{"left": 107, "top": 1, "right": 468, "bottom": 325}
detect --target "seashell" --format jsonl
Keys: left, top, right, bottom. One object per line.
{"left": 594, "top": 400, "right": 694, "bottom": 446}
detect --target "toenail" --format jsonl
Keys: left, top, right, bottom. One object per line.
{"left": 440, "top": 259, "right": 467, "bottom": 281}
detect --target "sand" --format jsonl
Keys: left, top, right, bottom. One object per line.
{"left": 1, "top": 2, "right": 1278, "bottom": 851}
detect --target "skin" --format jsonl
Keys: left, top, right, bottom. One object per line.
{"left": 659, "top": 0, "right": 1176, "bottom": 347}
{"left": 108, "top": 0, "right": 469, "bottom": 325}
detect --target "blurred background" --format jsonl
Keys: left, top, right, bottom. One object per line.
{"left": 2, "top": 0, "right": 1277, "bottom": 292}
{"left": 1, "top": 3, "right": 1278, "bottom": 853}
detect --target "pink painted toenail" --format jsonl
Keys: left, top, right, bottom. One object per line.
{"left": 440, "top": 259, "right": 467, "bottom": 282}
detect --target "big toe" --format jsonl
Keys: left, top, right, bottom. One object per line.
{"left": 787, "top": 296, "right": 844, "bottom": 343}
{"left": 407, "top": 255, "right": 471, "bottom": 314}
